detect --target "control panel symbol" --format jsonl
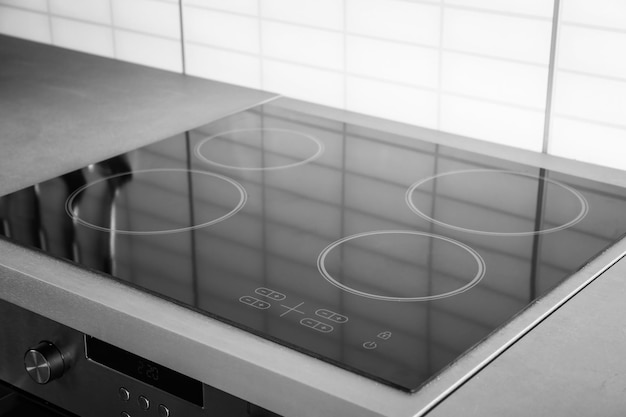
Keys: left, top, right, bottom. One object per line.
{"left": 300, "top": 318, "right": 334, "bottom": 333}
{"left": 255, "top": 288, "right": 272, "bottom": 296}
{"left": 255, "top": 287, "right": 286, "bottom": 301}
{"left": 315, "top": 309, "right": 348, "bottom": 324}
{"left": 301, "top": 318, "right": 318, "bottom": 327}
{"left": 279, "top": 302, "right": 305, "bottom": 317}
{"left": 377, "top": 331, "right": 392, "bottom": 340}
{"left": 239, "top": 295, "right": 271, "bottom": 310}
{"left": 316, "top": 323, "right": 333, "bottom": 333}
{"left": 363, "top": 341, "right": 377, "bottom": 350}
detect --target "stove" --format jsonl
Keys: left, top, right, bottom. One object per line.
{"left": 2, "top": 102, "right": 626, "bottom": 414}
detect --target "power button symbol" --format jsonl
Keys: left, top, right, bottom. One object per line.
{"left": 363, "top": 341, "right": 377, "bottom": 350}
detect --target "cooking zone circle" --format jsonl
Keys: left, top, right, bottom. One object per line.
{"left": 194, "top": 128, "right": 324, "bottom": 171}
{"left": 65, "top": 169, "right": 247, "bottom": 235}
{"left": 317, "top": 230, "right": 486, "bottom": 302}
{"left": 405, "top": 169, "right": 589, "bottom": 236}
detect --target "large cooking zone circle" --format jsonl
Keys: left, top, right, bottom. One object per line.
{"left": 194, "top": 128, "right": 324, "bottom": 171}
{"left": 65, "top": 169, "right": 247, "bottom": 235}
{"left": 317, "top": 230, "right": 486, "bottom": 302}
{"left": 405, "top": 169, "right": 589, "bottom": 236}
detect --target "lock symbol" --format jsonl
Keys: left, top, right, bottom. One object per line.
{"left": 377, "top": 331, "right": 392, "bottom": 341}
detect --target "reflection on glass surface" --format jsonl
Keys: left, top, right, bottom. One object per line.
{"left": 2, "top": 103, "right": 626, "bottom": 392}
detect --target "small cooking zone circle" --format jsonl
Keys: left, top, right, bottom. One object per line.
{"left": 194, "top": 127, "right": 325, "bottom": 171}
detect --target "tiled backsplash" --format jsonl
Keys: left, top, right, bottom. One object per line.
{"left": 1, "top": 0, "right": 625, "bottom": 170}
{"left": 0, "top": 0, "right": 183, "bottom": 71}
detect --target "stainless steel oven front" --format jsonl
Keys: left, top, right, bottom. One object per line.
{"left": 0, "top": 299, "right": 277, "bottom": 417}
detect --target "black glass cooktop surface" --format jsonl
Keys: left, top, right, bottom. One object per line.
{"left": 3, "top": 103, "right": 626, "bottom": 392}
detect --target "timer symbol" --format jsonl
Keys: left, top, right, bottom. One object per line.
{"left": 138, "top": 360, "right": 159, "bottom": 381}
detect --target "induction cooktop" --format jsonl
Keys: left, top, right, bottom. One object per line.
{"left": 3, "top": 102, "right": 626, "bottom": 392}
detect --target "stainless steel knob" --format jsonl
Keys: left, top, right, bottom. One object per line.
{"left": 24, "top": 341, "right": 65, "bottom": 384}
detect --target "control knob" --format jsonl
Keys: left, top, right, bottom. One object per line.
{"left": 24, "top": 341, "right": 66, "bottom": 384}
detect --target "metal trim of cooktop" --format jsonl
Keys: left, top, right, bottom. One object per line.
{"left": 3, "top": 97, "right": 626, "bottom": 417}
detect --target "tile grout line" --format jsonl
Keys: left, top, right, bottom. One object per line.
{"left": 258, "top": 0, "right": 264, "bottom": 90}
{"left": 108, "top": 0, "right": 117, "bottom": 59}
{"left": 184, "top": 36, "right": 549, "bottom": 69}
{"left": 45, "top": 0, "right": 53, "bottom": 43}
{"left": 562, "top": 20, "right": 626, "bottom": 35}
{"left": 178, "top": 0, "right": 186, "bottom": 74}
{"left": 436, "top": 0, "right": 446, "bottom": 130}
{"left": 558, "top": 67, "right": 626, "bottom": 85}
{"left": 182, "top": 2, "right": 553, "bottom": 27}
{"left": 542, "top": 0, "right": 562, "bottom": 154}
{"left": 343, "top": 0, "right": 348, "bottom": 110}
{"left": 552, "top": 113, "right": 626, "bottom": 132}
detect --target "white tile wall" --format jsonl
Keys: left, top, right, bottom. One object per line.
{"left": 557, "top": 25, "right": 626, "bottom": 79}
{"left": 51, "top": 16, "right": 114, "bottom": 57}
{"left": 346, "top": 36, "right": 439, "bottom": 88}
{"left": 112, "top": 0, "right": 180, "bottom": 39}
{"left": 185, "top": 43, "right": 261, "bottom": 89}
{"left": 347, "top": 77, "right": 439, "bottom": 128}
{"left": 264, "top": 60, "right": 344, "bottom": 108}
{"left": 0, "top": 0, "right": 183, "bottom": 71}
{"left": 184, "top": 0, "right": 258, "bottom": 15}
{"left": 183, "top": 7, "right": 259, "bottom": 53}
{"left": 554, "top": 72, "right": 626, "bottom": 126}
{"left": 0, "top": 6, "right": 51, "bottom": 43}
{"left": 0, "top": 0, "right": 47, "bottom": 12}
{"left": 442, "top": 8, "right": 552, "bottom": 64}
{"left": 551, "top": 0, "right": 626, "bottom": 170}
{"left": 551, "top": 118, "right": 626, "bottom": 170}
{"left": 446, "top": 0, "right": 553, "bottom": 17}
{"left": 262, "top": 21, "right": 343, "bottom": 71}
{"left": 346, "top": 0, "right": 441, "bottom": 46}
{"left": 115, "top": 30, "right": 182, "bottom": 72}
{"left": 561, "top": 0, "right": 626, "bottom": 30}
{"left": 441, "top": 96, "right": 545, "bottom": 151}
{"left": 261, "top": 0, "right": 343, "bottom": 31}
{"left": 49, "top": 0, "right": 111, "bottom": 25}
{"left": 440, "top": 7, "right": 551, "bottom": 150}
{"left": 441, "top": 53, "right": 548, "bottom": 108}
{"left": 3, "top": 0, "right": 626, "bottom": 171}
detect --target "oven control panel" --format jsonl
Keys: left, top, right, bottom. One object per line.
{"left": 0, "top": 299, "right": 280, "bottom": 417}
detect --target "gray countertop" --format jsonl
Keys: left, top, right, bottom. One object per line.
{"left": 0, "top": 35, "right": 276, "bottom": 195}
{"left": 2, "top": 35, "right": 626, "bottom": 416}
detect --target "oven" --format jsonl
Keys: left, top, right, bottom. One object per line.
{"left": 0, "top": 299, "right": 276, "bottom": 417}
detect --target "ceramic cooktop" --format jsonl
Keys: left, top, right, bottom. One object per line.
{"left": 2, "top": 103, "right": 626, "bottom": 392}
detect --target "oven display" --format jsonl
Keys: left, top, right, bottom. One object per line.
{"left": 85, "top": 336, "right": 203, "bottom": 406}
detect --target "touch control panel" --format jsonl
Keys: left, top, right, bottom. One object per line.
{"left": 239, "top": 286, "right": 393, "bottom": 354}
